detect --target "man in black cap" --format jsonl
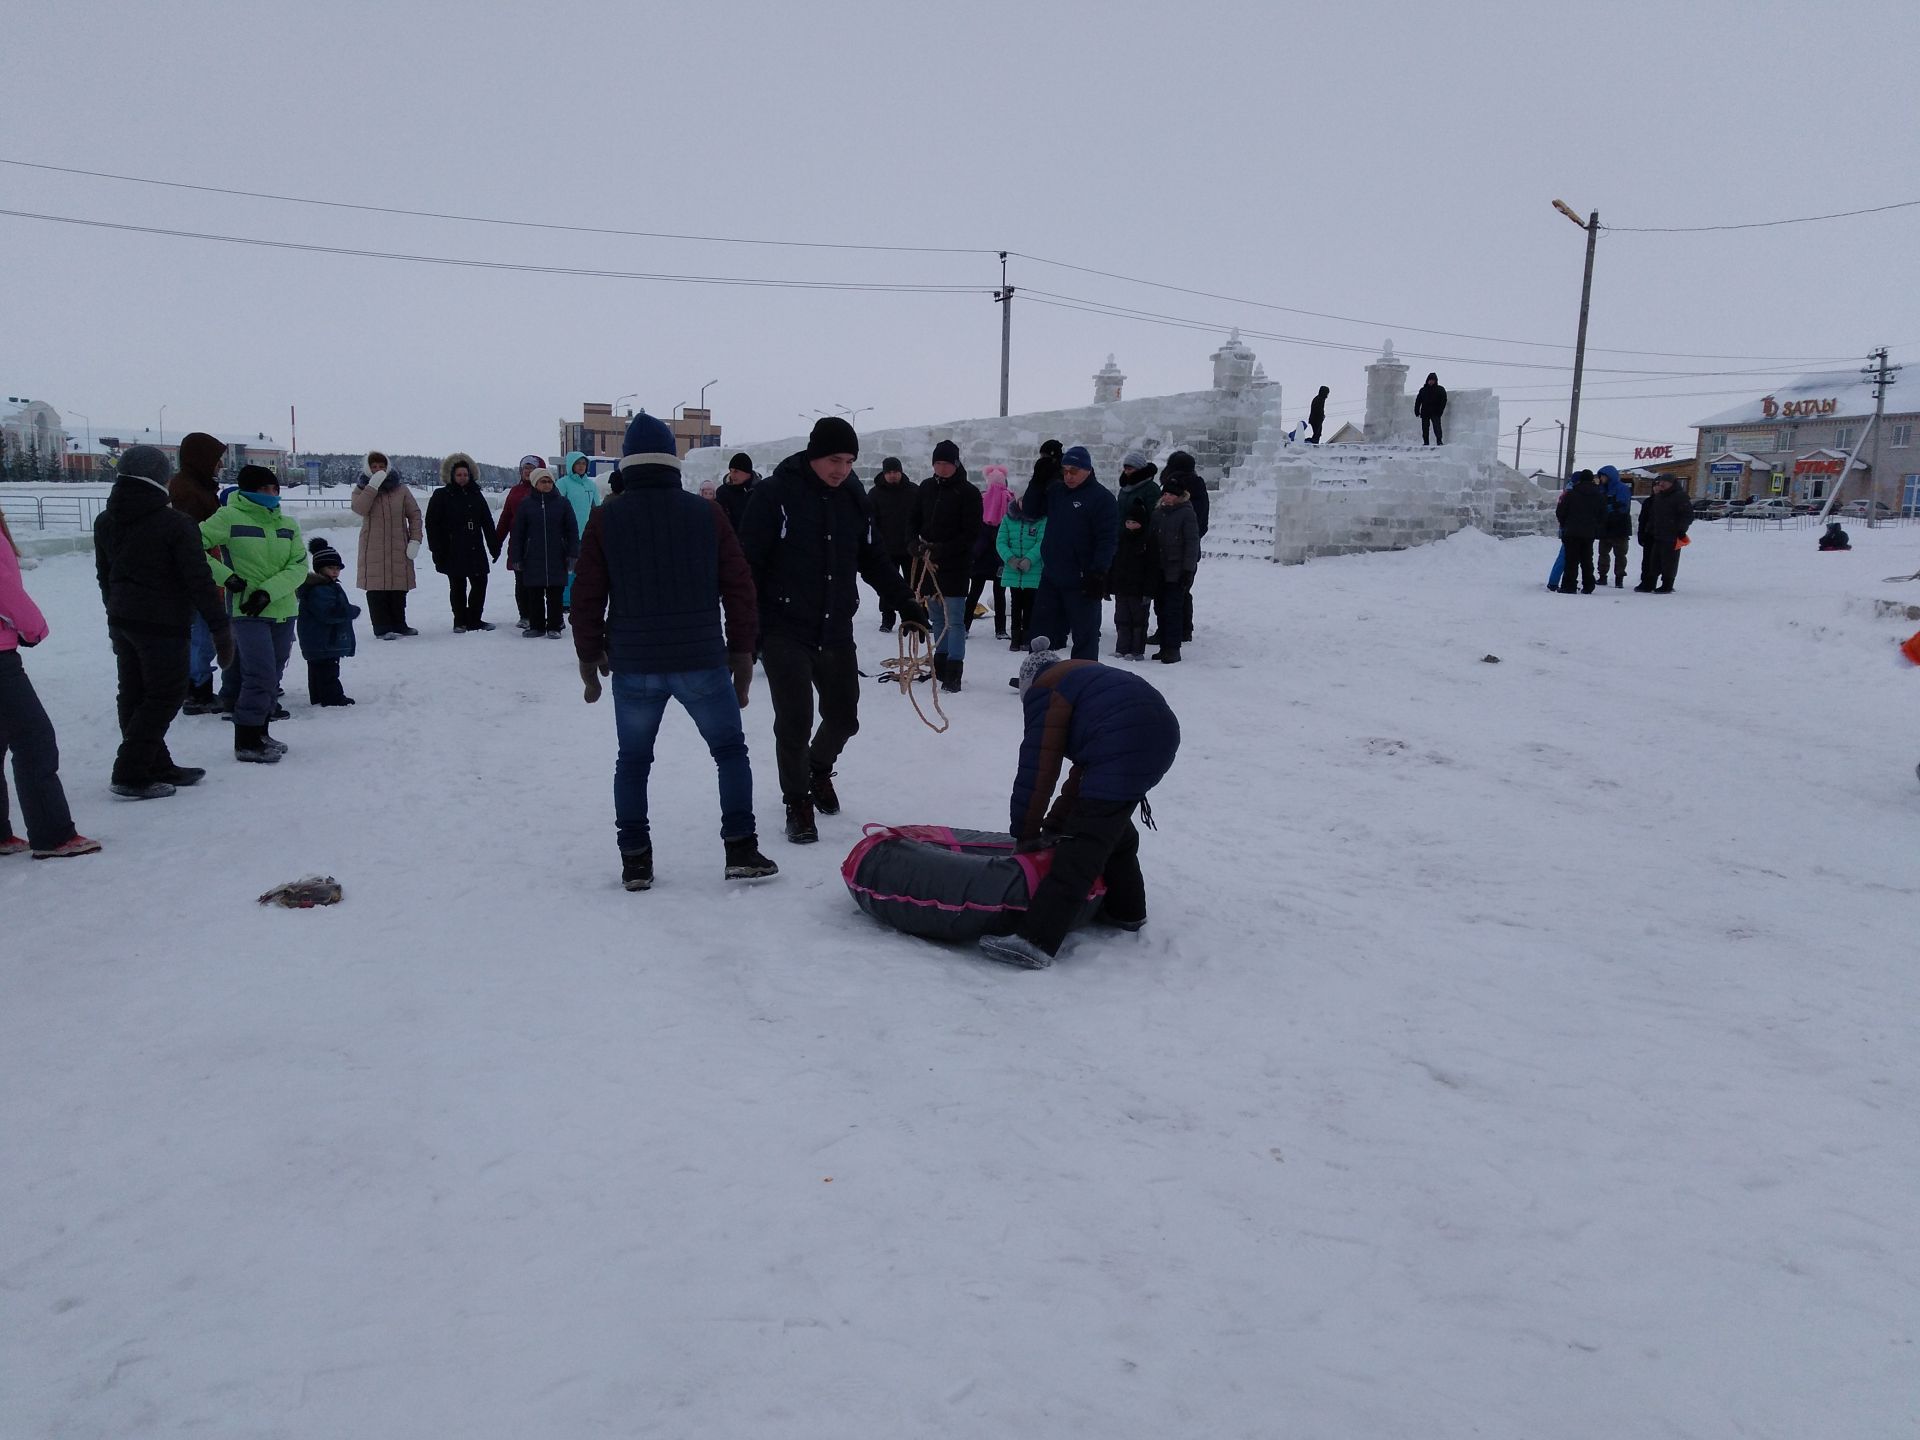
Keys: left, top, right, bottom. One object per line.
{"left": 716, "top": 452, "right": 757, "bottom": 535}
{"left": 92, "top": 445, "right": 236, "bottom": 798}
{"left": 868, "top": 456, "right": 918, "bottom": 632}
{"left": 737, "top": 417, "right": 927, "bottom": 843}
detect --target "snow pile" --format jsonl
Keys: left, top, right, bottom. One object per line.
{"left": 5, "top": 525, "right": 1918, "bottom": 1438}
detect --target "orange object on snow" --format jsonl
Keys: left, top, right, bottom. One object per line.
{"left": 1901, "top": 630, "right": 1920, "bottom": 667}
{"left": 1676, "top": 536, "right": 1691, "bottom": 548}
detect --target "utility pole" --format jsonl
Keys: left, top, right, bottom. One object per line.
{"left": 1553, "top": 200, "right": 1599, "bottom": 477}
{"left": 995, "top": 251, "right": 1013, "bottom": 417}
{"left": 1862, "top": 346, "right": 1899, "bottom": 526}
{"left": 1515, "top": 417, "right": 1532, "bottom": 470}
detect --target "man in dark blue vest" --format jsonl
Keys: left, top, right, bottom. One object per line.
{"left": 1020, "top": 444, "right": 1118, "bottom": 664}
{"left": 571, "top": 411, "right": 777, "bottom": 891}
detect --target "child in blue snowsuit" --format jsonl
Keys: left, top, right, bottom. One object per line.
{"left": 296, "top": 538, "right": 359, "bottom": 706}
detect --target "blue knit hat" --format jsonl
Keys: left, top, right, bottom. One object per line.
{"left": 619, "top": 411, "right": 681, "bottom": 472}
{"left": 1061, "top": 445, "right": 1094, "bottom": 471}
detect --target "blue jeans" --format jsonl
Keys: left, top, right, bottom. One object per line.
{"left": 189, "top": 613, "right": 217, "bottom": 687}
{"left": 928, "top": 595, "right": 968, "bottom": 660}
{"left": 611, "top": 666, "right": 755, "bottom": 852}
{"left": 231, "top": 618, "right": 294, "bottom": 726}
{"left": 1029, "top": 582, "right": 1103, "bottom": 661}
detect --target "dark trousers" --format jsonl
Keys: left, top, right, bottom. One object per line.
{"left": 532, "top": 585, "right": 565, "bottom": 632}
{"left": 366, "top": 590, "right": 409, "bottom": 635}
{"left": 0, "top": 649, "right": 76, "bottom": 850}
{"left": 1639, "top": 541, "right": 1682, "bottom": 590}
{"left": 232, "top": 618, "right": 294, "bottom": 726}
{"left": 760, "top": 633, "right": 860, "bottom": 806}
{"left": 965, "top": 576, "right": 1006, "bottom": 634}
{"left": 514, "top": 578, "right": 539, "bottom": 627}
{"left": 1422, "top": 416, "right": 1444, "bottom": 445}
{"left": 217, "top": 637, "right": 244, "bottom": 710}
{"left": 1113, "top": 594, "right": 1151, "bottom": 655}
{"left": 1008, "top": 589, "right": 1036, "bottom": 648}
{"left": 879, "top": 555, "right": 912, "bottom": 628}
{"left": 1557, "top": 539, "right": 1596, "bottom": 592}
{"left": 1020, "top": 798, "right": 1146, "bottom": 956}
{"left": 1154, "top": 575, "right": 1193, "bottom": 655}
{"left": 447, "top": 574, "right": 489, "bottom": 628}
{"left": 109, "top": 624, "right": 189, "bottom": 785}
{"left": 1307, "top": 417, "right": 1323, "bottom": 444}
{"left": 1599, "top": 534, "right": 1629, "bottom": 582}
{"left": 1029, "top": 582, "right": 1103, "bottom": 660}
{"left": 307, "top": 658, "right": 347, "bottom": 704}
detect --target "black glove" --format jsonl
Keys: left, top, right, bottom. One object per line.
{"left": 224, "top": 573, "right": 248, "bottom": 595}
{"left": 1082, "top": 570, "right": 1109, "bottom": 601}
{"left": 896, "top": 599, "right": 929, "bottom": 630}
{"left": 239, "top": 588, "right": 272, "bottom": 617}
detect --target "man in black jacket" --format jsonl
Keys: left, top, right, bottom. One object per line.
{"left": 737, "top": 417, "right": 926, "bottom": 843}
{"left": 1634, "top": 475, "right": 1694, "bottom": 593}
{"left": 1159, "top": 451, "right": 1208, "bottom": 642}
{"left": 912, "top": 439, "right": 983, "bottom": 692}
{"left": 716, "top": 452, "right": 756, "bottom": 535}
{"left": 1554, "top": 470, "right": 1607, "bottom": 594}
{"left": 1307, "top": 386, "right": 1329, "bottom": 444}
{"left": 868, "top": 456, "right": 918, "bottom": 632}
{"left": 92, "top": 445, "right": 235, "bottom": 798}
{"left": 1414, "top": 372, "right": 1447, "bottom": 445}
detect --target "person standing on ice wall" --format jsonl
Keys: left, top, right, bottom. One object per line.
{"left": 736, "top": 416, "right": 927, "bottom": 845}
{"left": 1414, "top": 372, "right": 1447, "bottom": 446}
{"left": 569, "top": 410, "right": 778, "bottom": 892}
{"left": 977, "top": 640, "right": 1182, "bottom": 970}
{"left": 1018, "top": 444, "right": 1117, "bottom": 664}
{"left": 1595, "top": 464, "right": 1633, "bottom": 589}
{"left": 168, "top": 431, "right": 229, "bottom": 715}
{"left": 555, "top": 451, "right": 599, "bottom": 612}
{"left": 92, "top": 444, "right": 236, "bottom": 799}
{"left": 1307, "top": 385, "right": 1330, "bottom": 445}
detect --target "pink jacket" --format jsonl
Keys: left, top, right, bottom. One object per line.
{"left": 981, "top": 466, "right": 1013, "bottom": 527}
{"left": 0, "top": 540, "right": 50, "bottom": 651}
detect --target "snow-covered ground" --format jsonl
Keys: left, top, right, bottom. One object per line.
{"left": 5, "top": 525, "right": 1917, "bottom": 1439}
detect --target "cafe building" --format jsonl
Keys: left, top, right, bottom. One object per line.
{"left": 1692, "top": 370, "right": 1918, "bottom": 514}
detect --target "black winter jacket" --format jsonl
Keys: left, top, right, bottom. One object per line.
{"left": 869, "top": 475, "right": 919, "bottom": 559}
{"left": 1162, "top": 457, "right": 1210, "bottom": 537}
{"left": 1109, "top": 492, "right": 1157, "bottom": 596}
{"left": 1414, "top": 382, "right": 1448, "bottom": 418}
{"left": 1149, "top": 498, "right": 1201, "bottom": 581}
{"left": 715, "top": 474, "right": 756, "bottom": 536}
{"left": 1556, "top": 480, "right": 1608, "bottom": 541}
{"left": 425, "top": 481, "right": 501, "bottom": 576}
{"left": 509, "top": 487, "right": 580, "bottom": 587}
{"left": 737, "top": 451, "right": 919, "bottom": 649}
{"left": 1637, "top": 486, "right": 1694, "bottom": 544}
{"left": 92, "top": 476, "right": 231, "bottom": 639}
{"left": 913, "top": 467, "right": 984, "bottom": 582}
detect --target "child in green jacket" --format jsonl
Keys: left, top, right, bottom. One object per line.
{"left": 995, "top": 498, "right": 1046, "bottom": 650}
{"left": 199, "top": 466, "right": 308, "bottom": 763}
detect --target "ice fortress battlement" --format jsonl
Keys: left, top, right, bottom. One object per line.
{"left": 682, "top": 337, "right": 1555, "bottom": 561}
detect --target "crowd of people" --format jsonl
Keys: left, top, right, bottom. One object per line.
{"left": 1550, "top": 464, "right": 1695, "bottom": 594}
{"left": 2, "top": 416, "right": 1194, "bottom": 968}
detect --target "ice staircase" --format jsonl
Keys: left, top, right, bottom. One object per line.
{"left": 1201, "top": 478, "right": 1277, "bottom": 562}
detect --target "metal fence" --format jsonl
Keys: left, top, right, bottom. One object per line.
{"left": 1714, "top": 512, "right": 1920, "bottom": 532}
{"left": 1, "top": 493, "right": 355, "bottom": 532}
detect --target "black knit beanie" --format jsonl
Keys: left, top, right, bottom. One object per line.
{"left": 807, "top": 416, "right": 859, "bottom": 461}
{"left": 728, "top": 452, "right": 753, "bottom": 472}
{"left": 932, "top": 439, "right": 960, "bottom": 465}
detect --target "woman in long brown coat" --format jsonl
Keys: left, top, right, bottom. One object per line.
{"left": 349, "top": 450, "right": 424, "bottom": 638}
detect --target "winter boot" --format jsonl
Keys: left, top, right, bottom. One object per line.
{"left": 931, "top": 653, "right": 949, "bottom": 687}
{"left": 784, "top": 801, "right": 818, "bottom": 845}
{"left": 32, "top": 833, "right": 102, "bottom": 859}
{"left": 810, "top": 767, "right": 841, "bottom": 816}
{"left": 181, "top": 680, "right": 220, "bottom": 715}
{"left": 1092, "top": 904, "right": 1147, "bottom": 932}
{"left": 620, "top": 848, "right": 654, "bottom": 892}
{"left": 233, "top": 724, "right": 281, "bottom": 764}
{"left": 1632, "top": 583, "right": 1654, "bottom": 593}
{"left": 0, "top": 834, "right": 30, "bottom": 855}
{"left": 942, "top": 659, "right": 964, "bottom": 693}
{"left": 158, "top": 764, "right": 207, "bottom": 787}
{"left": 110, "top": 778, "right": 177, "bottom": 799}
{"left": 724, "top": 836, "right": 780, "bottom": 880}
{"left": 1154, "top": 648, "right": 1182, "bottom": 664}
{"left": 978, "top": 933, "right": 1053, "bottom": 969}
{"left": 260, "top": 725, "right": 290, "bottom": 757}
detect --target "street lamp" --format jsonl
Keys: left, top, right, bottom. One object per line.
{"left": 1552, "top": 198, "right": 1599, "bottom": 478}
{"left": 835, "top": 404, "right": 875, "bottom": 423}
{"left": 158, "top": 404, "right": 168, "bottom": 443}
{"left": 67, "top": 407, "right": 91, "bottom": 449}
{"left": 1514, "top": 418, "right": 1532, "bottom": 471}
{"left": 613, "top": 392, "right": 638, "bottom": 415}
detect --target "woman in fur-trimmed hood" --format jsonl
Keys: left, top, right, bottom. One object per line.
{"left": 349, "top": 449, "right": 424, "bottom": 636}
{"left": 426, "top": 451, "right": 501, "bottom": 631}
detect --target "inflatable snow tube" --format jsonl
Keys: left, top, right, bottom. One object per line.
{"left": 842, "top": 824, "right": 1105, "bottom": 943}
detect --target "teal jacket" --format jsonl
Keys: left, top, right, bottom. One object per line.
{"left": 556, "top": 451, "right": 599, "bottom": 538}
{"left": 996, "top": 514, "right": 1046, "bottom": 590}
{"left": 200, "top": 494, "right": 309, "bottom": 621}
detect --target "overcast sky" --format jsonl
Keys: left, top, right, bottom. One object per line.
{"left": 6, "top": 0, "right": 1917, "bottom": 474}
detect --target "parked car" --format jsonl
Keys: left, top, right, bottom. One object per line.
{"left": 1693, "top": 499, "right": 1730, "bottom": 521}
{"left": 1841, "top": 499, "right": 1895, "bottom": 518}
{"left": 1736, "top": 498, "right": 1796, "bottom": 519}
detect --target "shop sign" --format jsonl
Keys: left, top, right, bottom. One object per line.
{"left": 1794, "top": 455, "right": 1844, "bottom": 476}
{"left": 1760, "top": 395, "right": 1839, "bottom": 419}
{"left": 1708, "top": 460, "right": 1745, "bottom": 474}
{"left": 1771, "top": 476, "right": 1786, "bottom": 493}
{"left": 1633, "top": 444, "right": 1675, "bottom": 461}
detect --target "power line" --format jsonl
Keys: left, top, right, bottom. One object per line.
{"left": 0, "top": 156, "right": 1001, "bottom": 259}
{"left": 0, "top": 155, "right": 1868, "bottom": 366}
{"left": 1606, "top": 197, "right": 1920, "bottom": 234}
{"left": 0, "top": 208, "right": 995, "bottom": 294}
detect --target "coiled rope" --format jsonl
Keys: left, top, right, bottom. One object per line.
{"left": 879, "top": 552, "right": 949, "bottom": 734}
